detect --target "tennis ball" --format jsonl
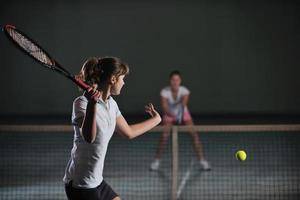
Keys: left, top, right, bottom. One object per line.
{"left": 235, "top": 150, "right": 247, "bottom": 161}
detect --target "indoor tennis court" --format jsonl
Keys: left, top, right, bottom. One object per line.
{"left": 1, "top": 0, "right": 299, "bottom": 200}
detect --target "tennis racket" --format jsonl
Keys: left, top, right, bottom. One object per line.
{"left": 176, "top": 104, "right": 184, "bottom": 125}
{"left": 2, "top": 24, "right": 90, "bottom": 90}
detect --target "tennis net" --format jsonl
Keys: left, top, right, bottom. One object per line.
{"left": 0, "top": 124, "right": 299, "bottom": 200}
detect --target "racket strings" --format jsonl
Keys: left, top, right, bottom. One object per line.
{"left": 7, "top": 28, "right": 53, "bottom": 66}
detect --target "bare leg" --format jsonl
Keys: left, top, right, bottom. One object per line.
{"left": 154, "top": 123, "right": 172, "bottom": 159}
{"left": 150, "top": 122, "right": 173, "bottom": 170}
{"left": 184, "top": 120, "right": 205, "bottom": 161}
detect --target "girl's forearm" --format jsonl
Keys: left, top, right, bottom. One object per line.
{"left": 81, "top": 102, "right": 97, "bottom": 143}
{"left": 128, "top": 116, "right": 161, "bottom": 139}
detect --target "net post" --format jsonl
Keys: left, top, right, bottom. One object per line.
{"left": 171, "top": 125, "right": 179, "bottom": 200}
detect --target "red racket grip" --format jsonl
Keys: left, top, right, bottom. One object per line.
{"left": 74, "top": 77, "right": 90, "bottom": 90}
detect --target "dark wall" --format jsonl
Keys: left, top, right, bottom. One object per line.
{"left": 1, "top": 0, "right": 299, "bottom": 116}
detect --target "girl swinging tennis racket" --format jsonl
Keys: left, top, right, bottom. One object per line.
{"left": 63, "top": 57, "right": 161, "bottom": 200}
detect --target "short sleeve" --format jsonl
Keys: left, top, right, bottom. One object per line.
{"left": 110, "top": 97, "right": 122, "bottom": 117}
{"left": 181, "top": 86, "right": 190, "bottom": 96}
{"left": 160, "top": 87, "right": 169, "bottom": 98}
{"left": 116, "top": 103, "right": 122, "bottom": 117}
{"left": 72, "top": 96, "right": 88, "bottom": 125}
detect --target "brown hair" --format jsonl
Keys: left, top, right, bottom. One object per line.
{"left": 77, "top": 56, "right": 129, "bottom": 86}
{"left": 169, "top": 70, "right": 181, "bottom": 79}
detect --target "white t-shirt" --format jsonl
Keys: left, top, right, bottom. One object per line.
{"left": 63, "top": 95, "right": 121, "bottom": 188}
{"left": 160, "top": 86, "right": 190, "bottom": 117}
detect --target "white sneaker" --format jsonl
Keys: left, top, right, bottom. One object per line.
{"left": 199, "top": 159, "right": 211, "bottom": 171}
{"left": 150, "top": 159, "right": 160, "bottom": 171}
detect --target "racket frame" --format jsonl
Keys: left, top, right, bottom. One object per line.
{"left": 3, "top": 24, "right": 89, "bottom": 90}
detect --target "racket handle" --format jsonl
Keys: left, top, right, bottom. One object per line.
{"left": 74, "top": 77, "right": 90, "bottom": 90}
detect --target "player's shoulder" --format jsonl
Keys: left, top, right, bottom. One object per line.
{"left": 161, "top": 86, "right": 171, "bottom": 93}
{"left": 108, "top": 96, "right": 116, "bottom": 103}
{"left": 160, "top": 86, "right": 171, "bottom": 97}
{"left": 179, "top": 85, "right": 189, "bottom": 90}
{"left": 179, "top": 85, "right": 190, "bottom": 94}
{"left": 108, "top": 96, "right": 119, "bottom": 107}
{"left": 73, "top": 95, "right": 88, "bottom": 104}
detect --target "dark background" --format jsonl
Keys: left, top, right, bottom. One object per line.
{"left": 0, "top": 0, "right": 299, "bottom": 122}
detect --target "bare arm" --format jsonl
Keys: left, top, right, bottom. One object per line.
{"left": 116, "top": 103, "right": 161, "bottom": 139}
{"left": 181, "top": 94, "right": 189, "bottom": 107}
{"left": 161, "top": 96, "right": 174, "bottom": 117}
{"left": 80, "top": 87, "right": 101, "bottom": 143}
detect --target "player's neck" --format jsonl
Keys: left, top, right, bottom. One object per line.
{"left": 98, "top": 84, "right": 111, "bottom": 102}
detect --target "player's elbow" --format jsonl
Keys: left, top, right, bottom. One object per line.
{"left": 124, "top": 133, "right": 135, "bottom": 140}
{"left": 128, "top": 134, "right": 136, "bottom": 140}
{"left": 117, "top": 126, "right": 135, "bottom": 140}
{"left": 121, "top": 130, "right": 135, "bottom": 140}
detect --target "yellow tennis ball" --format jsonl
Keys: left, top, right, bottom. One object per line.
{"left": 236, "top": 150, "right": 247, "bottom": 161}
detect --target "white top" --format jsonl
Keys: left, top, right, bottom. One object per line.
{"left": 160, "top": 86, "right": 190, "bottom": 117}
{"left": 63, "top": 95, "right": 121, "bottom": 188}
